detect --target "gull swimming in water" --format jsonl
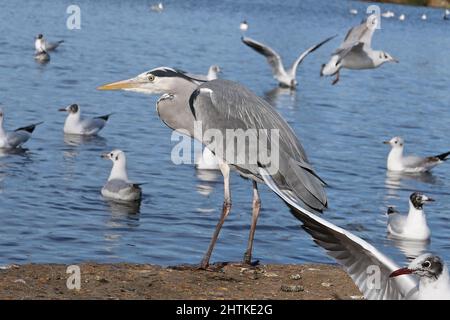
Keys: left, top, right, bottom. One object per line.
{"left": 320, "top": 14, "right": 398, "bottom": 85}
{"left": 101, "top": 150, "right": 142, "bottom": 202}
{"left": 242, "top": 35, "right": 336, "bottom": 88}
{"left": 35, "top": 34, "right": 64, "bottom": 52}
{"left": 240, "top": 20, "right": 248, "bottom": 32}
{"left": 150, "top": 2, "right": 164, "bottom": 12}
{"left": 421, "top": 14, "right": 427, "bottom": 21}
{"left": 384, "top": 136, "right": 450, "bottom": 173}
{"left": 349, "top": 9, "right": 358, "bottom": 15}
{"left": 59, "top": 104, "right": 112, "bottom": 136}
{"left": 259, "top": 167, "right": 450, "bottom": 300}
{"left": 399, "top": 14, "right": 406, "bottom": 21}
{"left": 188, "top": 65, "right": 222, "bottom": 82}
{"left": 382, "top": 11, "right": 395, "bottom": 18}
{"left": 0, "top": 108, "right": 43, "bottom": 149}
{"left": 444, "top": 9, "right": 450, "bottom": 20}
{"left": 387, "top": 192, "right": 434, "bottom": 241}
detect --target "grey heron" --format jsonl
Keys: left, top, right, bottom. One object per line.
{"left": 242, "top": 35, "right": 336, "bottom": 89}
{"left": 320, "top": 14, "right": 398, "bottom": 85}
{"left": 0, "top": 108, "right": 43, "bottom": 149}
{"left": 101, "top": 150, "right": 143, "bottom": 202}
{"left": 260, "top": 167, "right": 450, "bottom": 300}
{"left": 59, "top": 104, "right": 113, "bottom": 136}
{"left": 384, "top": 136, "right": 450, "bottom": 173}
{"left": 98, "top": 67, "right": 327, "bottom": 269}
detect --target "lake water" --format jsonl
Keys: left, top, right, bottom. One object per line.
{"left": 1, "top": 0, "right": 450, "bottom": 268}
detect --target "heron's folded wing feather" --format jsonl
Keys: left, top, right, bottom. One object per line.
{"left": 259, "top": 168, "right": 419, "bottom": 300}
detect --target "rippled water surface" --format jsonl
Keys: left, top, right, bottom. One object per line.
{"left": 1, "top": 0, "right": 450, "bottom": 267}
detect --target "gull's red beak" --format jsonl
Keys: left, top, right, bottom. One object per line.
{"left": 390, "top": 267, "right": 413, "bottom": 278}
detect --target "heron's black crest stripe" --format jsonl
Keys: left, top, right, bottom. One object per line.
{"left": 188, "top": 89, "right": 201, "bottom": 119}
{"left": 150, "top": 68, "right": 206, "bottom": 84}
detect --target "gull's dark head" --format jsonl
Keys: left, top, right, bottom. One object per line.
{"left": 409, "top": 192, "right": 434, "bottom": 210}
{"left": 59, "top": 103, "right": 79, "bottom": 114}
{"left": 36, "top": 34, "right": 43, "bottom": 39}
{"left": 97, "top": 67, "right": 205, "bottom": 95}
{"left": 390, "top": 254, "right": 444, "bottom": 280}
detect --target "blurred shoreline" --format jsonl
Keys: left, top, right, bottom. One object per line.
{"left": 366, "top": 0, "right": 450, "bottom": 8}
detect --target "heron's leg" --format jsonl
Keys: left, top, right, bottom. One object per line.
{"left": 332, "top": 70, "right": 340, "bottom": 85}
{"left": 243, "top": 181, "right": 261, "bottom": 265}
{"left": 200, "top": 162, "right": 231, "bottom": 269}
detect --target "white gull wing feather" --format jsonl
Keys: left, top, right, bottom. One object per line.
{"left": 241, "top": 37, "right": 286, "bottom": 78}
{"left": 337, "top": 15, "right": 377, "bottom": 52}
{"left": 259, "top": 167, "right": 419, "bottom": 300}
{"left": 387, "top": 212, "right": 407, "bottom": 235}
{"left": 289, "top": 35, "right": 337, "bottom": 77}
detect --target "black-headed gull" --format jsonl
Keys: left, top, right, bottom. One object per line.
{"left": 242, "top": 35, "right": 336, "bottom": 88}
{"left": 101, "top": 150, "right": 142, "bottom": 202}
{"left": 59, "top": 104, "right": 112, "bottom": 136}
{"left": 384, "top": 136, "right": 450, "bottom": 173}
{"left": 0, "top": 108, "right": 43, "bottom": 149}
{"left": 320, "top": 14, "right": 398, "bottom": 85}
{"left": 35, "top": 34, "right": 64, "bottom": 52}
{"left": 259, "top": 167, "right": 450, "bottom": 300}
{"left": 387, "top": 192, "right": 434, "bottom": 241}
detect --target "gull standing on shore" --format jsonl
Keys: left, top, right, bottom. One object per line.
{"left": 59, "top": 104, "right": 112, "bottom": 136}
{"left": 320, "top": 14, "right": 398, "bottom": 85}
{"left": 242, "top": 35, "right": 336, "bottom": 88}
{"left": 387, "top": 192, "right": 434, "bottom": 241}
{"left": 260, "top": 167, "right": 450, "bottom": 299}
{"left": 101, "top": 150, "right": 142, "bottom": 202}
{"left": 384, "top": 136, "right": 450, "bottom": 173}
{"left": 0, "top": 108, "right": 43, "bottom": 149}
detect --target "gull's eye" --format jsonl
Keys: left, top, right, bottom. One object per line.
{"left": 147, "top": 74, "right": 155, "bottom": 82}
{"left": 394, "top": 141, "right": 398, "bottom": 144}
{"left": 422, "top": 261, "right": 431, "bottom": 268}
{"left": 110, "top": 153, "right": 113, "bottom": 157}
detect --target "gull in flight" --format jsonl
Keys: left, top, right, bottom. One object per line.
{"left": 101, "top": 150, "right": 142, "bottom": 202}
{"left": 242, "top": 35, "right": 336, "bottom": 88}
{"left": 35, "top": 34, "right": 64, "bottom": 52}
{"left": 387, "top": 192, "right": 434, "bottom": 241}
{"left": 59, "top": 104, "right": 112, "bottom": 136}
{"left": 260, "top": 167, "right": 450, "bottom": 299}
{"left": 384, "top": 136, "right": 450, "bottom": 173}
{"left": 321, "top": 14, "right": 398, "bottom": 85}
{"left": 0, "top": 108, "right": 43, "bottom": 149}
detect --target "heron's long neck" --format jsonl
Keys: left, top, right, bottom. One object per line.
{"left": 157, "top": 81, "right": 199, "bottom": 138}
{"left": 109, "top": 159, "right": 128, "bottom": 181}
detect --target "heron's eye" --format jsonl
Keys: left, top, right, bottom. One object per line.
{"left": 147, "top": 74, "right": 155, "bottom": 82}
{"left": 422, "top": 261, "right": 431, "bottom": 268}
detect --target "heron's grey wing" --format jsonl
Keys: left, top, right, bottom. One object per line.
{"left": 260, "top": 168, "right": 419, "bottom": 300}
{"left": 289, "top": 35, "right": 337, "bottom": 76}
{"left": 388, "top": 213, "right": 406, "bottom": 234}
{"left": 336, "top": 14, "right": 377, "bottom": 53}
{"left": 6, "top": 131, "right": 31, "bottom": 148}
{"left": 241, "top": 37, "right": 286, "bottom": 77}
{"left": 190, "top": 79, "right": 327, "bottom": 212}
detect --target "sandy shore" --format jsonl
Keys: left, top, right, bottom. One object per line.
{"left": 0, "top": 263, "right": 362, "bottom": 300}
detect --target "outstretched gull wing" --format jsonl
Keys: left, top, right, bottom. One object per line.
{"left": 241, "top": 36, "right": 286, "bottom": 78}
{"left": 259, "top": 167, "right": 419, "bottom": 300}
{"left": 289, "top": 35, "right": 337, "bottom": 76}
{"left": 336, "top": 14, "right": 377, "bottom": 54}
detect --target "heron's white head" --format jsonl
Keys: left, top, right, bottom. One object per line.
{"left": 97, "top": 67, "right": 204, "bottom": 95}
{"left": 58, "top": 103, "right": 80, "bottom": 114}
{"left": 102, "top": 149, "right": 126, "bottom": 164}
{"left": 383, "top": 136, "right": 404, "bottom": 149}
{"left": 390, "top": 254, "right": 444, "bottom": 280}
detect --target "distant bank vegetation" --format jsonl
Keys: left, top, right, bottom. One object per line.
{"left": 369, "top": 0, "right": 450, "bottom": 8}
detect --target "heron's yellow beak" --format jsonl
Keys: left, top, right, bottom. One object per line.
{"left": 97, "top": 78, "right": 138, "bottom": 91}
